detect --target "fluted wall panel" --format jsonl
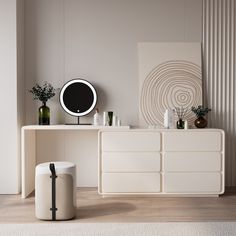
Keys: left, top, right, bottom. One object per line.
{"left": 203, "top": 0, "right": 236, "bottom": 186}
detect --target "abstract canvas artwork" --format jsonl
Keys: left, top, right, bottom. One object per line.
{"left": 138, "top": 43, "right": 202, "bottom": 127}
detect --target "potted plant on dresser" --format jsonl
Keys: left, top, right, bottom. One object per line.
{"left": 29, "top": 82, "right": 56, "bottom": 125}
{"left": 191, "top": 105, "right": 211, "bottom": 128}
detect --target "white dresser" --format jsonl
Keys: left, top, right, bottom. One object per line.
{"left": 21, "top": 125, "right": 130, "bottom": 198}
{"left": 98, "top": 129, "right": 225, "bottom": 196}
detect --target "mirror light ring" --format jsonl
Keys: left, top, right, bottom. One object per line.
{"left": 59, "top": 78, "right": 97, "bottom": 117}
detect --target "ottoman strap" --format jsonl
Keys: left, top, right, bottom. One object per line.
{"left": 49, "top": 163, "right": 58, "bottom": 221}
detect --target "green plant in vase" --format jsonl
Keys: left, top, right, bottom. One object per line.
{"left": 29, "top": 82, "right": 56, "bottom": 125}
{"left": 191, "top": 105, "right": 211, "bottom": 128}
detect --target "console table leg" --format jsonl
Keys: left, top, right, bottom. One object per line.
{"left": 22, "top": 129, "right": 36, "bottom": 198}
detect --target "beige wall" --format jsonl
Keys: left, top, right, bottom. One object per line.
{"left": 23, "top": 0, "right": 202, "bottom": 187}
{"left": 24, "top": 0, "right": 202, "bottom": 126}
{"left": 0, "top": 0, "right": 20, "bottom": 193}
{"left": 17, "top": 0, "right": 25, "bottom": 193}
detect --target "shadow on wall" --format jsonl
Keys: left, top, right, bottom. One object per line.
{"left": 76, "top": 202, "right": 136, "bottom": 219}
{"left": 93, "top": 83, "right": 108, "bottom": 111}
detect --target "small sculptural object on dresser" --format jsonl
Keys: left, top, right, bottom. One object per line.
{"left": 29, "top": 82, "right": 56, "bottom": 125}
{"left": 191, "top": 105, "right": 211, "bottom": 128}
{"left": 164, "top": 109, "right": 175, "bottom": 129}
{"left": 93, "top": 108, "right": 101, "bottom": 126}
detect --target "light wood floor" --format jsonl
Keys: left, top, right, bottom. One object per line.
{"left": 1, "top": 188, "right": 236, "bottom": 223}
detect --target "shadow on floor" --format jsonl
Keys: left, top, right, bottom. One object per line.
{"left": 76, "top": 202, "right": 136, "bottom": 219}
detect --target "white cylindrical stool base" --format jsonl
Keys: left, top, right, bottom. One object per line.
{"left": 35, "top": 162, "right": 76, "bottom": 220}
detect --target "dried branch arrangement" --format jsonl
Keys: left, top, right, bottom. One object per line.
{"left": 175, "top": 107, "right": 187, "bottom": 120}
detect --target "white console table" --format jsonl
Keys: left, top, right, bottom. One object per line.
{"left": 21, "top": 125, "right": 130, "bottom": 198}
{"left": 99, "top": 129, "right": 225, "bottom": 197}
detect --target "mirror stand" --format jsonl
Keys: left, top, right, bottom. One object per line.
{"left": 65, "top": 117, "right": 92, "bottom": 125}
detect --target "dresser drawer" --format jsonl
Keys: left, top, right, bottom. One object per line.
{"left": 101, "top": 132, "right": 160, "bottom": 151}
{"left": 102, "top": 153, "right": 160, "bottom": 172}
{"left": 163, "top": 131, "right": 222, "bottom": 151}
{"left": 164, "top": 152, "right": 221, "bottom": 172}
{"left": 102, "top": 173, "right": 160, "bottom": 193}
{"left": 164, "top": 173, "right": 222, "bottom": 193}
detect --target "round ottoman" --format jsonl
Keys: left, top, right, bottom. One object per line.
{"left": 35, "top": 162, "right": 76, "bottom": 220}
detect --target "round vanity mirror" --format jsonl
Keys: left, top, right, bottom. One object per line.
{"left": 60, "top": 79, "right": 97, "bottom": 119}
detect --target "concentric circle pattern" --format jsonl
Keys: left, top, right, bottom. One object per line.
{"left": 140, "top": 60, "right": 202, "bottom": 127}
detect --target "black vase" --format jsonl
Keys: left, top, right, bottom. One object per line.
{"left": 108, "top": 111, "right": 113, "bottom": 126}
{"left": 194, "top": 116, "right": 207, "bottom": 128}
{"left": 177, "top": 119, "right": 185, "bottom": 129}
{"left": 39, "top": 102, "right": 50, "bottom": 125}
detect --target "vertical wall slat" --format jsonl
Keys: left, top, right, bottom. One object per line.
{"left": 218, "top": 0, "right": 222, "bottom": 129}
{"left": 232, "top": 0, "right": 236, "bottom": 184}
{"left": 203, "top": 0, "right": 236, "bottom": 186}
{"left": 213, "top": 0, "right": 218, "bottom": 127}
